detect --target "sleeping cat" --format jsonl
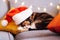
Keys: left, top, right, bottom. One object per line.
{"left": 19, "top": 12, "right": 53, "bottom": 31}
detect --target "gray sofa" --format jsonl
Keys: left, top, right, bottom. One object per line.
{"left": 0, "top": 31, "right": 14, "bottom": 40}
{"left": 15, "top": 30, "right": 60, "bottom": 40}
{"left": 0, "top": 0, "right": 8, "bottom": 19}
{"left": 0, "top": 0, "right": 60, "bottom": 40}
{"left": 0, "top": 30, "right": 60, "bottom": 40}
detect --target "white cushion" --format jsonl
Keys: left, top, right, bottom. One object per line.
{"left": 0, "top": 31, "right": 14, "bottom": 40}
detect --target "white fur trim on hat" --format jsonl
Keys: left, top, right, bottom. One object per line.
{"left": 1, "top": 20, "right": 8, "bottom": 27}
{"left": 12, "top": 7, "right": 33, "bottom": 25}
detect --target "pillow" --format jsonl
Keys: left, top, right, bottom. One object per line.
{"left": 0, "top": 8, "right": 19, "bottom": 34}
{"left": 47, "top": 12, "right": 60, "bottom": 34}
{"left": 0, "top": 20, "right": 18, "bottom": 34}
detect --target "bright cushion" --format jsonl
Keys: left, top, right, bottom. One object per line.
{"left": 47, "top": 12, "right": 60, "bottom": 34}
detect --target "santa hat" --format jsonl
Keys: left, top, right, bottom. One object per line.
{"left": 1, "top": 6, "right": 33, "bottom": 26}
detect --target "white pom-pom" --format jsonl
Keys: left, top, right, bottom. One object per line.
{"left": 1, "top": 20, "right": 8, "bottom": 27}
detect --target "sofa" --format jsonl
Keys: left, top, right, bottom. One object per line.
{"left": 0, "top": 30, "right": 60, "bottom": 40}
{"left": 0, "top": 0, "right": 8, "bottom": 19}
{"left": 0, "top": 31, "right": 14, "bottom": 40}
{"left": 0, "top": 0, "right": 60, "bottom": 40}
{"left": 15, "top": 30, "right": 60, "bottom": 40}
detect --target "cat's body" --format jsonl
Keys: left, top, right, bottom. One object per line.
{"left": 19, "top": 12, "right": 53, "bottom": 30}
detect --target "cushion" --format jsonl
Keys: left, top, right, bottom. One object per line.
{"left": 0, "top": 20, "right": 19, "bottom": 34}
{"left": 47, "top": 12, "right": 60, "bottom": 34}
{"left": 15, "top": 30, "right": 60, "bottom": 40}
{"left": 0, "top": 31, "right": 14, "bottom": 40}
{"left": 0, "top": 8, "right": 20, "bottom": 34}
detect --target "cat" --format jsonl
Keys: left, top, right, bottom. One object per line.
{"left": 19, "top": 12, "right": 53, "bottom": 31}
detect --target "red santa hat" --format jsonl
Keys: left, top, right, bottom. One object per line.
{"left": 1, "top": 6, "right": 33, "bottom": 26}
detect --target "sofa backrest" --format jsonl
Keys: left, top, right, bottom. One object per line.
{"left": 9, "top": 0, "right": 59, "bottom": 17}
{"left": 0, "top": 0, "right": 8, "bottom": 19}
{"left": 0, "top": 31, "right": 14, "bottom": 40}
